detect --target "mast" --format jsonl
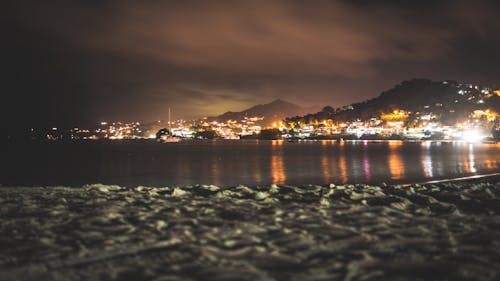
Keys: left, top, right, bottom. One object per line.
{"left": 168, "top": 107, "right": 172, "bottom": 132}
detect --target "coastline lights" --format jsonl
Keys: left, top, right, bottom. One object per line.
{"left": 461, "top": 128, "right": 486, "bottom": 143}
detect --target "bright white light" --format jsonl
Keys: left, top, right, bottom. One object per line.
{"left": 461, "top": 129, "right": 484, "bottom": 143}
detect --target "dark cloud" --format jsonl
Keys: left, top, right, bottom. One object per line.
{"left": 2, "top": 0, "right": 500, "bottom": 128}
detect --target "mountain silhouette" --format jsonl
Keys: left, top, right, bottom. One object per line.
{"left": 212, "top": 99, "right": 314, "bottom": 125}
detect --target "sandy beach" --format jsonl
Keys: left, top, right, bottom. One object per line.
{"left": 1, "top": 179, "right": 500, "bottom": 281}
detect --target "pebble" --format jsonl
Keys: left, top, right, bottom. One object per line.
{"left": 171, "top": 187, "right": 188, "bottom": 197}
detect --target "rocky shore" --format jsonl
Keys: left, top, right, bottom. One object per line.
{"left": 1, "top": 180, "right": 500, "bottom": 281}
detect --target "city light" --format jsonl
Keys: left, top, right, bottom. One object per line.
{"left": 30, "top": 81, "right": 500, "bottom": 142}
{"left": 461, "top": 129, "right": 485, "bottom": 143}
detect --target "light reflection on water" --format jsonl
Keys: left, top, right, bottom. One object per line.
{"left": 338, "top": 141, "right": 348, "bottom": 183}
{"left": 421, "top": 141, "right": 434, "bottom": 177}
{"left": 320, "top": 141, "right": 330, "bottom": 184}
{"left": 362, "top": 141, "right": 371, "bottom": 182}
{"left": 105, "top": 141, "right": 500, "bottom": 186}
{"left": 388, "top": 141, "right": 404, "bottom": 180}
{"left": 263, "top": 140, "right": 498, "bottom": 186}
{"left": 3, "top": 140, "right": 500, "bottom": 187}
{"left": 468, "top": 143, "right": 476, "bottom": 173}
{"left": 271, "top": 140, "right": 286, "bottom": 185}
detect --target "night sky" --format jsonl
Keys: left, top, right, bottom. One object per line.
{"left": 3, "top": 0, "right": 500, "bottom": 129}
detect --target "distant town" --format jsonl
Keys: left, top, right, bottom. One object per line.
{"left": 15, "top": 79, "right": 500, "bottom": 142}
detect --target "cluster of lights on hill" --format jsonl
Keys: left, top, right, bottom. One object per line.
{"left": 27, "top": 80, "right": 500, "bottom": 143}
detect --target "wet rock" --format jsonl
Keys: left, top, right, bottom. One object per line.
{"left": 171, "top": 188, "right": 188, "bottom": 197}
{"left": 255, "top": 192, "right": 270, "bottom": 201}
{"left": 84, "top": 184, "right": 122, "bottom": 193}
{"left": 269, "top": 184, "right": 279, "bottom": 194}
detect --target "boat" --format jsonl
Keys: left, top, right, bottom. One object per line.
{"left": 156, "top": 108, "right": 180, "bottom": 143}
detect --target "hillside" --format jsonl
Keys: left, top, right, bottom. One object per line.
{"left": 288, "top": 79, "right": 500, "bottom": 125}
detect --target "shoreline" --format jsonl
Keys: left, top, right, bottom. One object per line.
{"left": 402, "top": 172, "right": 500, "bottom": 186}
{"left": 2, "top": 138, "right": 499, "bottom": 144}
{"left": 3, "top": 172, "right": 500, "bottom": 190}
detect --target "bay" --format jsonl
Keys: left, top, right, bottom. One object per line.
{"left": 2, "top": 140, "right": 500, "bottom": 187}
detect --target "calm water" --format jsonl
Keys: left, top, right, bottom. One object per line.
{"left": 2, "top": 140, "right": 500, "bottom": 187}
